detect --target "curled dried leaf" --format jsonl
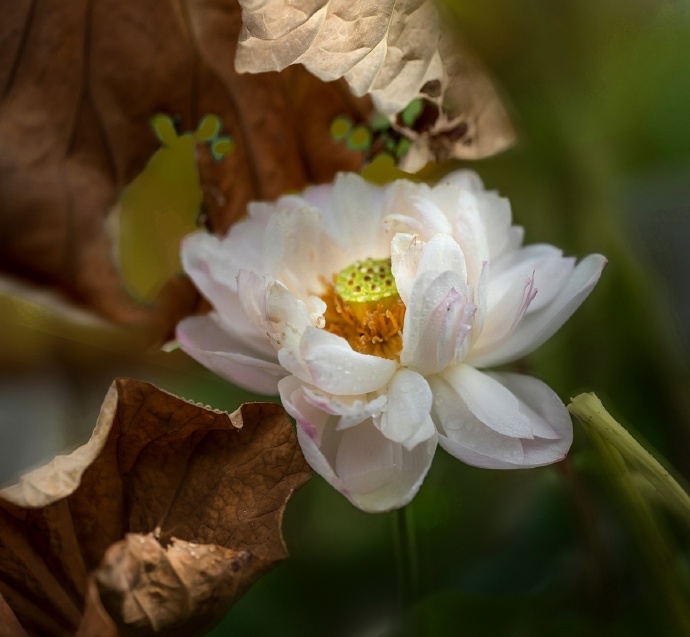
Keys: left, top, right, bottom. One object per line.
{"left": 0, "top": 378, "right": 311, "bottom": 637}
{"left": 234, "top": 0, "right": 515, "bottom": 163}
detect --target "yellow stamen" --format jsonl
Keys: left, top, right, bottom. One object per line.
{"left": 321, "top": 258, "right": 405, "bottom": 360}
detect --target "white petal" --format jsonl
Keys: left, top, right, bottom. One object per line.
{"left": 469, "top": 272, "right": 537, "bottom": 359}
{"left": 489, "top": 244, "right": 560, "bottom": 291}
{"left": 477, "top": 191, "right": 515, "bottom": 261}
{"left": 302, "top": 385, "right": 387, "bottom": 430}
{"left": 319, "top": 173, "right": 390, "bottom": 260}
{"left": 385, "top": 183, "right": 453, "bottom": 240}
{"left": 429, "top": 373, "right": 525, "bottom": 467}
{"left": 283, "top": 327, "right": 397, "bottom": 395}
{"left": 337, "top": 422, "right": 437, "bottom": 512}
{"left": 177, "top": 315, "right": 285, "bottom": 394}
{"left": 430, "top": 370, "right": 573, "bottom": 469}
{"left": 439, "top": 365, "right": 534, "bottom": 438}
{"left": 236, "top": 269, "right": 270, "bottom": 330}
{"left": 376, "top": 369, "right": 434, "bottom": 449}
{"left": 446, "top": 190, "right": 489, "bottom": 290}
{"left": 417, "top": 234, "right": 467, "bottom": 281}
{"left": 282, "top": 379, "right": 437, "bottom": 512}
{"left": 263, "top": 205, "right": 323, "bottom": 297}
{"left": 488, "top": 373, "right": 572, "bottom": 465}
{"left": 390, "top": 232, "right": 424, "bottom": 306}
{"left": 335, "top": 424, "right": 404, "bottom": 495}
{"left": 265, "top": 280, "right": 312, "bottom": 343}
{"left": 437, "top": 169, "right": 486, "bottom": 193}
{"left": 469, "top": 254, "right": 607, "bottom": 366}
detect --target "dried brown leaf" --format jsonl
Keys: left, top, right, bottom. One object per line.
{"left": 0, "top": 378, "right": 311, "bottom": 637}
{"left": 0, "top": 1, "right": 370, "bottom": 331}
{"left": 234, "top": 0, "right": 514, "bottom": 161}
{"left": 0, "top": 592, "right": 29, "bottom": 637}
{"left": 396, "top": 31, "right": 516, "bottom": 170}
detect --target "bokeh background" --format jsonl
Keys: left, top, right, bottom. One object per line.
{"left": 2, "top": 0, "right": 690, "bottom": 634}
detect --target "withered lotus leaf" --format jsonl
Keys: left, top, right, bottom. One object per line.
{"left": 234, "top": 0, "right": 515, "bottom": 163}
{"left": 0, "top": 0, "right": 369, "bottom": 331}
{"left": 0, "top": 593, "right": 28, "bottom": 637}
{"left": 0, "top": 378, "right": 311, "bottom": 637}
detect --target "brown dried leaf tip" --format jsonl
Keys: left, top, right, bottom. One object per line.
{"left": 0, "top": 378, "right": 311, "bottom": 637}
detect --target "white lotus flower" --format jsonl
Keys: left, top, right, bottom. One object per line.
{"left": 177, "top": 172, "right": 606, "bottom": 512}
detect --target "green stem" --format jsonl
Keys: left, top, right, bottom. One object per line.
{"left": 568, "top": 392, "right": 690, "bottom": 634}
{"left": 569, "top": 393, "right": 690, "bottom": 528}
{"left": 393, "top": 504, "right": 420, "bottom": 617}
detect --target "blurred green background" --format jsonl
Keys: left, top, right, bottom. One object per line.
{"left": 2, "top": 0, "right": 690, "bottom": 635}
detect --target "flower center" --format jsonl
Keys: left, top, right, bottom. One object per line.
{"left": 321, "top": 258, "right": 405, "bottom": 360}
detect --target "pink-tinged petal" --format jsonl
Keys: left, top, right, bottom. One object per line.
{"left": 281, "top": 378, "right": 437, "bottom": 512}
{"left": 177, "top": 315, "right": 285, "bottom": 395}
{"left": 301, "top": 385, "right": 388, "bottom": 430}
{"left": 469, "top": 254, "right": 607, "bottom": 366}
{"left": 401, "top": 264, "right": 475, "bottom": 375}
{"left": 279, "top": 376, "right": 342, "bottom": 481}
{"left": 429, "top": 374, "right": 525, "bottom": 467}
{"left": 397, "top": 235, "right": 472, "bottom": 374}
{"left": 469, "top": 272, "right": 537, "bottom": 359}
{"left": 472, "top": 262, "right": 489, "bottom": 339}
{"left": 438, "top": 437, "right": 524, "bottom": 470}
{"left": 488, "top": 245, "right": 576, "bottom": 312}
{"left": 526, "top": 257, "right": 576, "bottom": 312}
{"left": 376, "top": 369, "right": 435, "bottom": 449}
{"left": 430, "top": 370, "right": 572, "bottom": 469}
{"left": 283, "top": 327, "right": 397, "bottom": 395}
{"left": 488, "top": 372, "right": 572, "bottom": 464}
{"left": 173, "top": 262, "right": 276, "bottom": 360}
{"left": 438, "top": 365, "right": 534, "bottom": 438}
{"left": 180, "top": 232, "right": 243, "bottom": 313}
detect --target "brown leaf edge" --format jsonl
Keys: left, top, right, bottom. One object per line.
{"left": 0, "top": 378, "right": 311, "bottom": 637}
